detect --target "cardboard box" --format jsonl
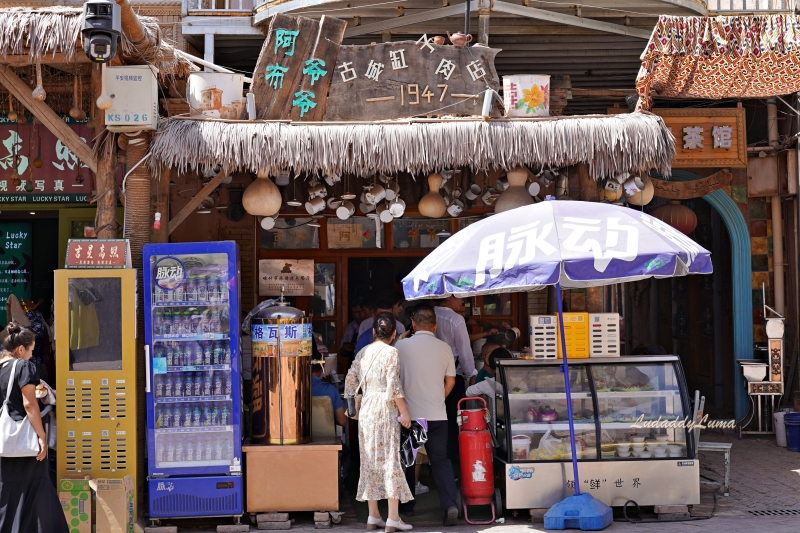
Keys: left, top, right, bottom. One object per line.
{"left": 59, "top": 479, "right": 92, "bottom": 533}
{"left": 91, "top": 476, "right": 134, "bottom": 533}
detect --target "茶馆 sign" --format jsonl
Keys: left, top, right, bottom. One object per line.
{"left": 654, "top": 108, "right": 747, "bottom": 168}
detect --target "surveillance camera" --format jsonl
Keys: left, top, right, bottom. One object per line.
{"left": 82, "top": 0, "right": 122, "bottom": 63}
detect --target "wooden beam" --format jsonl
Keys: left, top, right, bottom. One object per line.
{"left": 0, "top": 52, "right": 91, "bottom": 66}
{"left": 168, "top": 170, "right": 228, "bottom": 235}
{"left": 344, "top": 1, "right": 479, "bottom": 38}
{"left": 491, "top": 1, "right": 653, "bottom": 39}
{"left": 0, "top": 65, "right": 97, "bottom": 173}
{"left": 478, "top": 10, "right": 490, "bottom": 46}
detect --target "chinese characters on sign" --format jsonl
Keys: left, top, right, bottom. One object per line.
{"left": 258, "top": 259, "right": 314, "bottom": 296}
{"left": 326, "top": 41, "right": 500, "bottom": 121}
{"left": 653, "top": 108, "right": 747, "bottom": 168}
{"left": 65, "top": 239, "right": 129, "bottom": 268}
{"left": 250, "top": 13, "right": 347, "bottom": 121}
{"left": 0, "top": 223, "right": 32, "bottom": 323}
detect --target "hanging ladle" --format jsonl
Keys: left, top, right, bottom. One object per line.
{"left": 69, "top": 68, "right": 87, "bottom": 121}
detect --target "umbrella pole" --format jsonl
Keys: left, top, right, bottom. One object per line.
{"left": 555, "top": 282, "right": 581, "bottom": 495}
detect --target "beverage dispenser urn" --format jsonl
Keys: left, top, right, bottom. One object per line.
{"left": 249, "top": 292, "right": 313, "bottom": 445}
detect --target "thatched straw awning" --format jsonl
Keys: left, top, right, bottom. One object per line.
{"left": 0, "top": 7, "right": 196, "bottom": 79}
{"left": 149, "top": 113, "right": 676, "bottom": 180}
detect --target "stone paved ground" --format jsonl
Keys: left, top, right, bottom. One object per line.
{"left": 162, "top": 430, "right": 800, "bottom": 532}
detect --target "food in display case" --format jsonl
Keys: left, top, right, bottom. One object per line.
{"left": 495, "top": 357, "right": 692, "bottom": 463}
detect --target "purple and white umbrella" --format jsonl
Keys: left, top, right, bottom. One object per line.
{"left": 402, "top": 199, "right": 712, "bottom": 505}
{"left": 402, "top": 200, "right": 711, "bottom": 300}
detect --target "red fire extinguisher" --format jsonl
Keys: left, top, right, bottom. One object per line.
{"left": 457, "top": 397, "right": 502, "bottom": 524}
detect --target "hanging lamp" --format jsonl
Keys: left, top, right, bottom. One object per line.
{"left": 651, "top": 200, "right": 698, "bottom": 235}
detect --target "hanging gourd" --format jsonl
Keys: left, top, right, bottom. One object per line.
{"left": 32, "top": 61, "right": 46, "bottom": 101}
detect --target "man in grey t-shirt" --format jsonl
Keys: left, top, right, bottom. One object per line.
{"left": 396, "top": 306, "right": 459, "bottom": 526}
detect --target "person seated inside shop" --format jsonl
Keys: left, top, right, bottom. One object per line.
{"left": 475, "top": 342, "right": 500, "bottom": 384}
{"left": 465, "top": 348, "right": 513, "bottom": 398}
{"left": 311, "top": 344, "right": 346, "bottom": 427}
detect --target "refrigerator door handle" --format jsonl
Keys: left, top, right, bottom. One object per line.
{"left": 145, "top": 344, "right": 151, "bottom": 393}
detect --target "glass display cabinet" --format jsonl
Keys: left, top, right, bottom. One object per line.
{"left": 494, "top": 356, "right": 700, "bottom": 509}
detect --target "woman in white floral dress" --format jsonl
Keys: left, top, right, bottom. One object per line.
{"left": 345, "top": 312, "right": 414, "bottom": 532}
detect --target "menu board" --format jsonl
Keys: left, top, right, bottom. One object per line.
{"left": 0, "top": 222, "right": 32, "bottom": 324}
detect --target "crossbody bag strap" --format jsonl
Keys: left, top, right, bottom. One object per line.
{"left": 3, "top": 359, "right": 18, "bottom": 406}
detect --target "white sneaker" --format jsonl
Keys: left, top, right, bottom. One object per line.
{"left": 415, "top": 482, "right": 430, "bottom": 495}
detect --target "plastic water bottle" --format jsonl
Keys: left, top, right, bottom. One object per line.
{"left": 166, "top": 438, "right": 175, "bottom": 462}
{"left": 193, "top": 374, "right": 202, "bottom": 397}
{"left": 174, "top": 375, "right": 184, "bottom": 397}
{"left": 175, "top": 438, "right": 184, "bottom": 462}
{"left": 164, "top": 375, "right": 174, "bottom": 398}
{"left": 184, "top": 374, "right": 194, "bottom": 398}
{"left": 186, "top": 274, "right": 197, "bottom": 302}
{"left": 173, "top": 280, "right": 184, "bottom": 303}
{"left": 223, "top": 340, "right": 231, "bottom": 365}
{"left": 202, "top": 402, "right": 212, "bottom": 426}
{"left": 210, "top": 403, "right": 220, "bottom": 426}
{"left": 162, "top": 309, "right": 172, "bottom": 335}
{"left": 182, "top": 405, "right": 192, "bottom": 427}
{"left": 221, "top": 404, "right": 231, "bottom": 426}
{"left": 181, "top": 311, "right": 191, "bottom": 337}
{"left": 154, "top": 309, "right": 164, "bottom": 336}
{"left": 154, "top": 375, "right": 163, "bottom": 398}
{"left": 202, "top": 372, "right": 212, "bottom": 396}
{"left": 186, "top": 437, "right": 195, "bottom": 462}
{"left": 212, "top": 343, "right": 222, "bottom": 365}
{"left": 223, "top": 372, "right": 232, "bottom": 397}
{"left": 156, "top": 439, "right": 165, "bottom": 463}
{"left": 192, "top": 402, "right": 202, "bottom": 427}
{"left": 213, "top": 371, "right": 223, "bottom": 396}
{"left": 214, "top": 437, "right": 224, "bottom": 460}
{"left": 204, "top": 436, "right": 214, "bottom": 460}
{"left": 210, "top": 310, "right": 221, "bottom": 334}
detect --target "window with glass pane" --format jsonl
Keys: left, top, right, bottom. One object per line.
{"left": 68, "top": 277, "right": 122, "bottom": 371}
{"left": 261, "top": 218, "right": 319, "bottom": 249}
{"left": 313, "top": 263, "right": 335, "bottom": 317}
{"left": 483, "top": 293, "right": 512, "bottom": 316}
{"left": 503, "top": 365, "right": 596, "bottom": 461}
{"left": 591, "top": 363, "right": 687, "bottom": 459}
{"left": 313, "top": 321, "right": 336, "bottom": 353}
{"left": 392, "top": 219, "right": 450, "bottom": 249}
{"left": 327, "top": 217, "right": 381, "bottom": 249}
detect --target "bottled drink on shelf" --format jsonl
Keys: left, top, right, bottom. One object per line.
{"left": 202, "top": 402, "right": 212, "bottom": 426}
{"left": 164, "top": 375, "right": 174, "bottom": 398}
{"left": 174, "top": 374, "right": 184, "bottom": 397}
{"left": 214, "top": 437, "right": 224, "bottom": 460}
{"left": 173, "top": 281, "right": 184, "bottom": 303}
{"left": 182, "top": 405, "right": 192, "bottom": 427}
{"left": 154, "top": 375, "right": 164, "bottom": 399}
{"left": 166, "top": 437, "right": 175, "bottom": 462}
{"left": 163, "top": 309, "right": 173, "bottom": 335}
{"left": 223, "top": 340, "right": 231, "bottom": 364}
{"left": 181, "top": 311, "right": 191, "bottom": 336}
{"left": 192, "top": 402, "right": 202, "bottom": 427}
{"left": 210, "top": 310, "right": 221, "bottom": 334}
{"left": 191, "top": 313, "right": 202, "bottom": 335}
{"left": 184, "top": 375, "right": 194, "bottom": 398}
{"left": 213, "top": 371, "right": 223, "bottom": 396}
{"left": 154, "top": 308, "right": 164, "bottom": 336}
{"left": 197, "top": 275, "right": 208, "bottom": 302}
{"left": 221, "top": 403, "right": 231, "bottom": 426}
{"left": 204, "top": 342, "right": 214, "bottom": 365}
{"left": 212, "top": 342, "right": 222, "bottom": 365}
{"left": 202, "top": 372, "right": 212, "bottom": 396}
{"left": 223, "top": 372, "right": 232, "bottom": 397}
{"left": 186, "top": 274, "right": 197, "bottom": 303}
{"left": 204, "top": 436, "right": 213, "bottom": 460}
{"left": 156, "top": 438, "right": 165, "bottom": 463}
{"left": 210, "top": 402, "right": 220, "bottom": 426}
{"left": 186, "top": 436, "right": 195, "bottom": 462}
{"left": 175, "top": 438, "right": 184, "bottom": 462}
{"left": 192, "top": 373, "right": 202, "bottom": 396}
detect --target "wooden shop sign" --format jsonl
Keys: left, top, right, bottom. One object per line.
{"left": 250, "top": 13, "right": 347, "bottom": 121}
{"left": 65, "top": 239, "right": 131, "bottom": 268}
{"left": 651, "top": 169, "right": 732, "bottom": 200}
{"left": 324, "top": 39, "right": 501, "bottom": 121}
{"left": 654, "top": 108, "right": 747, "bottom": 168}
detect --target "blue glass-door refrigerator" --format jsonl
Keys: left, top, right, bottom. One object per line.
{"left": 143, "top": 242, "right": 243, "bottom": 519}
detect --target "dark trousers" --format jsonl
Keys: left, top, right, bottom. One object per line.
{"left": 444, "top": 375, "right": 466, "bottom": 467}
{"left": 400, "top": 420, "right": 458, "bottom": 513}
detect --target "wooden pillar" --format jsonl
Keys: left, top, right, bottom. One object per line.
{"left": 150, "top": 166, "right": 170, "bottom": 243}
{"left": 578, "top": 163, "right": 603, "bottom": 313}
{"left": 92, "top": 64, "right": 118, "bottom": 239}
{"left": 478, "top": 9, "right": 490, "bottom": 46}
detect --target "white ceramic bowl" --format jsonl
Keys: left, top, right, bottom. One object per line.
{"left": 655, "top": 435, "right": 669, "bottom": 442}
{"left": 631, "top": 436, "right": 646, "bottom": 443}
{"left": 631, "top": 451, "right": 641, "bottom": 458}
{"left": 653, "top": 451, "right": 667, "bottom": 458}
{"left": 632, "top": 444, "right": 645, "bottom": 451}
{"left": 638, "top": 452, "right": 652, "bottom": 459}
{"left": 617, "top": 451, "right": 631, "bottom": 458}
{"left": 615, "top": 444, "right": 630, "bottom": 452}
{"left": 667, "top": 445, "right": 683, "bottom": 454}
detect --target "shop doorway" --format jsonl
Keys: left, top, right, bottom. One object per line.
{"left": 348, "top": 256, "right": 424, "bottom": 327}
{"left": 651, "top": 198, "right": 735, "bottom": 417}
